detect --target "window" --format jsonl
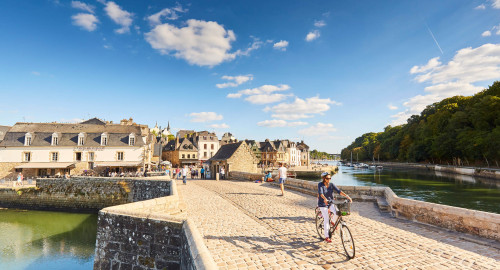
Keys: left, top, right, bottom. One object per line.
{"left": 78, "top": 133, "right": 85, "bottom": 146}
{"left": 52, "top": 133, "right": 59, "bottom": 146}
{"left": 89, "top": 162, "right": 94, "bottom": 170}
{"left": 182, "top": 154, "right": 185, "bottom": 159}
{"left": 23, "top": 152, "right": 31, "bottom": 162}
{"left": 117, "top": 152, "right": 124, "bottom": 161}
{"left": 204, "top": 144, "right": 207, "bottom": 149}
{"left": 193, "top": 154, "right": 196, "bottom": 158}
{"left": 211, "top": 144, "right": 214, "bottom": 150}
{"left": 101, "top": 133, "right": 108, "bottom": 146}
{"left": 24, "top": 133, "right": 32, "bottom": 146}
{"left": 75, "top": 152, "right": 82, "bottom": 161}
{"left": 129, "top": 133, "right": 135, "bottom": 146}
{"left": 203, "top": 136, "right": 207, "bottom": 140}
{"left": 210, "top": 136, "right": 213, "bottom": 140}
{"left": 88, "top": 152, "right": 95, "bottom": 161}
{"left": 51, "top": 152, "right": 58, "bottom": 162}
{"left": 187, "top": 154, "right": 190, "bottom": 159}
{"left": 204, "top": 152, "right": 207, "bottom": 158}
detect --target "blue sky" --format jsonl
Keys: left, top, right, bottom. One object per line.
{"left": 0, "top": 0, "right": 499, "bottom": 153}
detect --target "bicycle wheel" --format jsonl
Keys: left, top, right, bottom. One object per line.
{"left": 340, "top": 224, "right": 355, "bottom": 259}
{"left": 315, "top": 208, "right": 325, "bottom": 239}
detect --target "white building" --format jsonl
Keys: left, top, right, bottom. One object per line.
{"left": 286, "top": 141, "right": 301, "bottom": 166}
{"left": 0, "top": 118, "right": 153, "bottom": 178}
{"left": 194, "top": 131, "right": 219, "bottom": 162}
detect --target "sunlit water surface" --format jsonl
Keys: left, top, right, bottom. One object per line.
{"left": 0, "top": 209, "right": 97, "bottom": 270}
{"left": 306, "top": 162, "right": 500, "bottom": 214}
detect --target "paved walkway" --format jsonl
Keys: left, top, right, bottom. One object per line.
{"left": 177, "top": 179, "right": 499, "bottom": 269}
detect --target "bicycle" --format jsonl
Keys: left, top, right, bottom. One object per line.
{"left": 315, "top": 198, "right": 356, "bottom": 259}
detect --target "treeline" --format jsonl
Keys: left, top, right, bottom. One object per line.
{"left": 341, "top": 82, "right": 500, "bottom": 166}
{"left": 311, "top": 149, "right": 336, "bottom": 160}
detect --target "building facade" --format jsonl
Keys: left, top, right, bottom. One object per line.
{"left": 162, "top": 137, "right": 199, "bottom": 167}
{"left": 206, "top": 141, "right": 259, "bottom": 176}
{"left": 0, "top": 118, "right": 153, "bottom": 178}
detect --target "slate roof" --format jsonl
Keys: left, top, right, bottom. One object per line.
{"left": 80, "top": 118, "right": 106, "bottom": 125}
{"left": 208, "top": 142, "right": 243, "bottom": 161}
{"left": 0, "top": 125, "right": 10, "bottom": 141}
{"left": 0, "top": 122, "right": 144, "bottom": 147}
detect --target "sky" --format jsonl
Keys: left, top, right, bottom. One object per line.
{"left": 0, "top": 0, "right": 499, "bottom": 153}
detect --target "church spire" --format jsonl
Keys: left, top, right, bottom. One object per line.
{"left": 167, "top": 121, "right": 170, "bottom": 131}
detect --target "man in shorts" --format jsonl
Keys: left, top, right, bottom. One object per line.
{"left": 278, "top": 163, "right": 287, "bottom": 196}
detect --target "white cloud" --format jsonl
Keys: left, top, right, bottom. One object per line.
{"left": 216, "top": 75, "right": 253, "bottom": 88}
{"left": 482, "top": 30, "right": 492, "bottom": 37}
{"left": 31, "top": 71, "right": 40, "bottom": 76}
{"left": 392, "top": 43, "right": 500, "bottom": 125}
{"left": 72, "top": 13, "right": 99, "bottom": 31}
{"left": 314, "top": 20, "right": 326, "bottom": 27}
{"left": 245, "top": 94, "right": 292, "bottom": 104}
{"left": 493, "top": 0, "right": 500, "bottom": 9}
{"left": 145, "top": 19, "right": 236, "bottom": 66}
{"left": 298, "top": 123, "right": 336, "bottom": 136}
{"left": 475, "top": 4, "right": 486, "bottom": 10}
{"left": 147, "top": 4, "right": 187, "bottom": 26}
{"left": 71, "top": 1, "right": 94, "bottom": 13}
{"left": 306, "top": 30, "right": 320, "bottom": 41}
{"left": 209, "top": 123, "right": 230, "bottom": 129}
{"left": 257, "top": 120, "right": 308, "bottom": 128}
{"left": 387, "top": 104, "right": 398, "bottom": 110}
{"left": 228, "top": 84, "right": 292, "bottom": 104}
{"left": 270, "top": 113, "right": 313, "bottom": 120}
{"left": 189, "top": 112, "right": 223, "bottom": 122}
{"left": 104, "top": 1, "right": 133, "bottom": 34}
{"left": 227, "top": 93, "right": 242, "bottom": 98}
{"left": 234, "top": 37, "right": 264, "bottom": 57}
{"left": 273, "top": 40, "right": 289, "bottom": 51}
{"left": 268, "top": 96, "right": 341, "bottom": 119}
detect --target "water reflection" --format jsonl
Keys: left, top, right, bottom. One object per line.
{"left": 0, "top": 209, "right": 97, "bottom": 270}
{"left": 304, "top": 162, "right": 500, "bottom": 214}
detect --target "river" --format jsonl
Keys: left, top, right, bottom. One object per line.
{"left": 309, "top": 162, "right": 500, "bottom": 214}
{"left": 0, "top": 209, "right": 97, "bottom": 270}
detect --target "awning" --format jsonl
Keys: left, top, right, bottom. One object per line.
{"left": 95, "top": 162, "right": 142, "bottom": 167}
{"left": 15, "top": 162, "right": 76, "bottom": 169}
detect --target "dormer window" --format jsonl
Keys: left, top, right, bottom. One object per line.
{"left": 101, "top": 133, "right": 108, "bottom": 146}
{"left": 129, "top": 133, "right": 135, "bottom": 146}
{"left": 52, "top": 133, "right": 59, "bottom": 146}
{"left": 78, "top": 133, "right": 85, "bottom": 146}
{"left": 24, "top": 133, "right": 32, "bottom": 146}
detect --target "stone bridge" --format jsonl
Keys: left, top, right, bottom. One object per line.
{"left": 177, "top": 179, "right": 499, "bottom": 270}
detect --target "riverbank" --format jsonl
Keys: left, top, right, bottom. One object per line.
{"left": 369, "top": 162, "right": 500, "bottom": 180}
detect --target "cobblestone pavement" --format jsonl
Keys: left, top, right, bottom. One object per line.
{"left": 177, "top": 179, "right": 499, "bottom": 269}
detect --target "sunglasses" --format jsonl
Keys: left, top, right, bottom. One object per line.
{"left": 325, "top": 177, "right": 331, "bottom": 180}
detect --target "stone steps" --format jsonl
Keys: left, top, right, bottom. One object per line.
{"left": 376, "top": 197, "right": 390, "bottom": 212}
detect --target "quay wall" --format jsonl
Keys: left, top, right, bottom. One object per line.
{"left": 0, "top": 177, "right": 170, "bottom": 212}
{"left": 230, "top": 171, "right": 500, "bottom": 241}
{"left": 373, "top": 162, "right": 500, "bottom": 180}
{"left": 94, "top": 179, "right": 217, "bottom": 270}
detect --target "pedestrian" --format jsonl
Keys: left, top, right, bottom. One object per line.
{"left": 17, "top": 172, "right": 24, "bottom": 186}
{"left": 182, "top": 165, "right": 188, "bottom": 184}
{"left": 278, "top": 163, "right": 287, "bottom": 196}
{"left": 200, "top": 167, "right": 205, "bottom": 179}
{"left": 220, "top": 166, "right": 225, "bottom": 180}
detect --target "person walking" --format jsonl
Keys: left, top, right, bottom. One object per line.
{"left": 220, "top": 166, "right": 225, "bottom": 180}
{"left": 201, "top": 167, "right": 205, "bottom": 179}
{"left": 278, "top": 163, "right": 287, "bottom": 196}
{"left": 181, "top": 165, "right": 188, "bottom": 184}
{"left": 17, "top": 172, "right": 24, "bottom": 186}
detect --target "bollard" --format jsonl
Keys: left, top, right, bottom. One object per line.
{"left": 216, "top": 173, "right": 219, "bottom": 181}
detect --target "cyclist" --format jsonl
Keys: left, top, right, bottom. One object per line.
{"left": 318, "top": 171, "right": 352, "bottom": 243}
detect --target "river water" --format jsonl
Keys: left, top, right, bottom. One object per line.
{"left": 309, "top": 162, "right": 500, "bottom": 214}
{"left": 0, "top": 209, "right": 97, "bottom": 270}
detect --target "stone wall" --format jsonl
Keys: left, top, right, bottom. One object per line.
{"left": 377, "top": 162, "right": 500, "bottom": 180}
{"left": 0, "top": 162, "right": 21, "bottom": 179}
{"left": 228, "top": 144, "right": 259, "bottom": 174}
{"left": 0, "top": 177, "right": 171, "bottom": 212}
{"left": 94, "top": 179, "right": 217, "bottom": 270}
{"left": 230, "top": 171, "right": 500, "bottom": 241}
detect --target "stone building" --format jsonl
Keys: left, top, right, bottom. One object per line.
{"left": 206, "top": 141, "right": 259, "bottom": 176}
{"left": 162, "top": 137, "right": 199, "bottom": 167}
{"left": 0, "top": 118, "right": 153, "bottom": 179}
{"left": 220, "top": 132, "right": 237, "bottom": 146}
{"left": 297, "top": 140, "right": 310, "bottom": 166}
{"left": 260, "top": 139, "right": 286, "bottom": 167}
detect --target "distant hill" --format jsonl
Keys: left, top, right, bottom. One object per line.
{"left": 341, "top": 81, "right": 500, "bottom": 166}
